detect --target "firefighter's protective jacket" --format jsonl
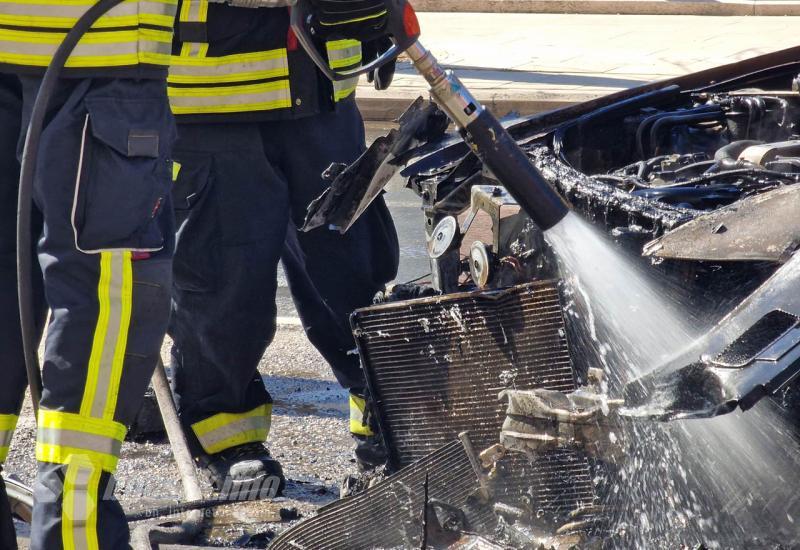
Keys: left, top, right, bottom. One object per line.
{"left": 169, "top": 0, "right": 361, "bottom": 122}
{"left": 0, "top": 0, "right": 178, "bottom": 78}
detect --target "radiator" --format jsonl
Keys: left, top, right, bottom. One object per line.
{"left": 353, "top": 281, "right": 597, "bottom": 517}
{"left": 269, "top": 440, "right": 495, "bottom": 549}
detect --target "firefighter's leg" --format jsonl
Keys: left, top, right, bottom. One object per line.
{"left": 168, "top": 123, "right": 286, "bottom": 495}
{"left": 20, "top": 76, "right": 175, "bottom": 549}
{"left": 263, "top": 99, "right": 399, "bottom": 467}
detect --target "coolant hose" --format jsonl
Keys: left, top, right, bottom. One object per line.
{"left": 17, "top": 0, "right": 125, "bottom": 416}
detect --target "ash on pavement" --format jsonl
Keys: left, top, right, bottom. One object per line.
{"left": 7, "top": 326, "right": 359, "bottom": 548}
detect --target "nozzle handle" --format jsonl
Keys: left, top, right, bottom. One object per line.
{"left": 290, "top": 0, "right": 420, "bottom": 82}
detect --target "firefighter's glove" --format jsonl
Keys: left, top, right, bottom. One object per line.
{"left": 309, "top": 0, "right": 389, "bottom": 42}
{"left": 363, "top": 36, "right": 395, "bottom": 90}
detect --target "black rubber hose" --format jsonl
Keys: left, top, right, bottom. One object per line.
{"left": 635, "top": 105, "right": 720, "bottom": 160}
{"left": 465, "top": 109, "right": 569, "bottom": 231}
{"left": 17, "top": 0, "right": 125, "bottom": 416}
{"left": 649, "top": 110, "right": 724, "bottom": 156}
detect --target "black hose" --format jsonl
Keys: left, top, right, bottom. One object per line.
{"left": 17, "top": 0, "right": 125, "bottom": 416}
{"left": 125, "top": 495, "right": 297, "bottom": 523}
{"left": 649, "top": 110, "right": 724, "bottom": 156}
{"left": 635, "top": 105, "right": 720, "bottom": 160}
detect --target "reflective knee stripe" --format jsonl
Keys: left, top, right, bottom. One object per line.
{"left": 0, "top": 414, "right": 18, "bottom": 462}
{"left": 80, "top": 251, "right": 134, "bottom": 422}
{"left": 191, "top": 404, "right": 272, "bottom": 455}
{"left": 326, "top": 40, "right": 362, "bottom": 102}
{"left": 349, "top": 394, "right": 374, "bottom": 437}
{"left": 36, "top": 410, "right": 127, "bottom": 473}
{"left": 0, "top": 1, "right": 177, "bottom": 70}
{"left": 167, "top": 50, "right": 292, "bottom": 115}
{"left": 62, "top": 456, "right": 102, "bottom": 550}
{"left": 179, "top": 0, "right": 209, "bottom": 58}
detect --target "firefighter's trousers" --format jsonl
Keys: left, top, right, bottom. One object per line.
{"left": 0, "top": 74, "right": 175, "bottom": 549}
{"left": 168, "top": 99, "right": 399, "bottom": 455}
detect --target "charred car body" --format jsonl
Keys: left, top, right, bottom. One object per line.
{"left": 273, "top": 47, "right": 800, "bottom": 549}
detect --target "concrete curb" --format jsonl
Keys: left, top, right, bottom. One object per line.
{"left": 356, "top": 89, "right": 594, "bottom": 121}
{"left": 410, "top": 0, "right": 800, "bottom": 16}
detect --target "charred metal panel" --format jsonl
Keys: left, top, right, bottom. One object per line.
{"left": 644, "top": 184, "right": 800, "bottom": 263}
{"left": 353, "top": 282, "right": 597, "bottom": 519}
{"left": 269, "top": 440, "right": 495, "bottom": 550}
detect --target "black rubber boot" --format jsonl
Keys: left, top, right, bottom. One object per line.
{"left": 196, "top": 442, "right": 286, "bottom": 500}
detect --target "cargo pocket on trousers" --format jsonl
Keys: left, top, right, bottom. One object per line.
{"left": 172, "top": 154, "right": 219, "bottom": 292}
{"left": 72, "top": 97, "right": 175, "bottom": 253}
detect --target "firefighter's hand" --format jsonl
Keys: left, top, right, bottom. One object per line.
{"left": 309, "top": 0, "right": 388, "bottom": 41}
{"left": 363, "top": 37, "right": 395, "bottom": 90}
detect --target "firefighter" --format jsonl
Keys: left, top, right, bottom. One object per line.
{"left": 0, "top": 2, "right": 178, "bottom": 548}
{"left": 167, "top": 0, "right": 398, "bottom": 494}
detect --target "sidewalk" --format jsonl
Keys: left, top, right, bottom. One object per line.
{"left": 356, "top": 12, "right": 800, "bottom": 120}
{"left": 412, "top": 0, "right": 800, "bottom": 16}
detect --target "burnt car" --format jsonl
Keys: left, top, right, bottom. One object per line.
{"left": 272, "top": 46, "right": 800, "bottom": 549}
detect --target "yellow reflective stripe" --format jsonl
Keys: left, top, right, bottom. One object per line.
{"left": 326, "top": 40, "right": 361, "bottom": 102}
{"left": 0, "top": 0, "right": 177, "bottom": 29}
{"left": 38, "top": 410, "right": 127, "bottom": 441}
{"left": 168, "top": 79, "right": 292, "bottom": 115}
{"left": 172, "top": 161, "right": 182, "bottom": 181}
{"left": 37, "top": 410, "right": 126, "bottom": 473}
{"left": 178, "top": 0, "right": 209, "bottom": 58}
{"left": 0, "top": 30, "right": 173, "bottom": 68}
{"left": 168, "top": 49, "right": 289, "bottom": 84}
{"left": 103, "top": 251, "right": 133, "bottom": 420}
{"left": 62, "top": 456, "right": 101, "bottom": 550}
{"left": 37, "top": 444, "right": 119, "bottom": 473}
{"left": 192, "top": 404, "right": 272, "bottom": 455}
{"left": 319, "top": 9, "right": 386, "bottom": 26}
{"left": 0, "top": 28, "right": 173, "bottom": 46}
{"left": 349, "top": 394, "right": 374, "bottom": 436}
{"left": 0, "top": 414, "right": 19, "bottom": 461}
{"left": 0, "top": 414, "right": 18, "bottom": 431}
{"left": 81, "top": 252, "right": 113, "bottom": 418}
{"left": 80, "top": 251, "right": 134, "bottom": 421}
{"left": 0, "top": 0, "right": 176, "bottom": 68}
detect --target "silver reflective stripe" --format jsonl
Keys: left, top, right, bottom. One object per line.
{"left": 37, "top": 428, "right": 122, "bottom": 458}
{"left": 328, "top": 44, "right": 361, "bottom": 67}
{"left": 333, "top": 77, "right": 359, "bottom": 100}
{"left": 195, "top": 415, "right": 269, "bottom": 451}
{"left": 169, "top": 54, "right": 288, "bottom": 79}
{"left": 0, "top": 1, "right": 166, "bottom": 20}
{"left": 168, "top": 84, "right": 291, "bottom": 110}
{"left": 89, "top": 252, "right": 126, "bottom": 419}
{"left": 183, "top": 0, "right": 206, "bottom": 22}
{"left": 63, "top": 461, "right": 99, "bottom": 550}
{"left": 0, "top": 429, "right": 13, "bottom": 449}
{"left": 0, "top": 38, "right": 171, "bottom": 59}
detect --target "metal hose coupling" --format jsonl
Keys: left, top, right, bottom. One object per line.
{"left": 406, "top": 40, "right": 569, "bottom": 231}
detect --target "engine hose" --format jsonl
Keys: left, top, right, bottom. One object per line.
{"left": 649, "top": 110, "right": 724, "bottom": 156}
{"left": 17, "top": 0, "right": 125, "bottom": 417}
{"left": 635, "top": 105, "right": 721, "bottom": 160}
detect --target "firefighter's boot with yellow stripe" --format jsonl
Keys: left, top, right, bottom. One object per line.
{"left": 187, "top": 404, "right": 285, "bottom": 499}
{"left": 195, "top": 442, "right": 285, "bottom": 499}
{"left": 349, "top": 391, "right": 388, "bottom": 472}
